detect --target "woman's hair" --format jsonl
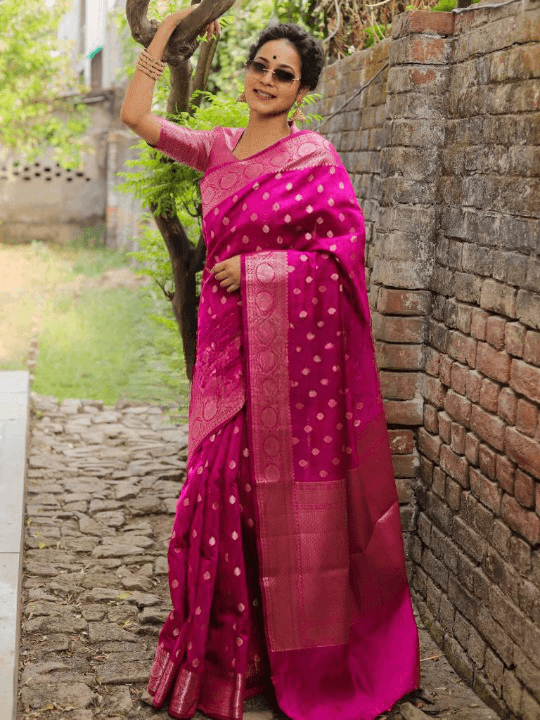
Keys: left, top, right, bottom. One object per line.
{"left": 245, "top": 23, "right": 325, "bottom": 92}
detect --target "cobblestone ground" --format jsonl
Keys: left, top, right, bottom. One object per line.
{"left": 18, "top": 394, "right": 499, "bottom": 720}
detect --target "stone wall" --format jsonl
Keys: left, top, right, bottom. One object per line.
{"left": 311, "top": 1, "right": 540, "bottom": 718}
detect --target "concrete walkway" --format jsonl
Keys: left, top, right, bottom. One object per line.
{"left": 15, "top": 391, "right": 499, "bottom": 720}
{"left": 0, "top": 371, "right": 30, "bottom": 720}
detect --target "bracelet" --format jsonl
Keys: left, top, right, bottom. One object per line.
{"left": 136, "top": 48, "right": 166, "bottom": 80}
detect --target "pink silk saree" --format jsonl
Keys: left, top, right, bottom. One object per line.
{"left": 146, "top": 116, "right": 420, "bottom": 720}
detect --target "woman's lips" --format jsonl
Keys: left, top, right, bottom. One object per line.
{"left": 254, "top": 89, "right": 275, "bottom": 99}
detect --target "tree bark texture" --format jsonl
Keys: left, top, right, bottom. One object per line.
{"left": 125, "top": 0, "right": 234, "bottom": 381}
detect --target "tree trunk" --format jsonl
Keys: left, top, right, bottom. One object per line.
{"left": 125, "top": 0, "right": 234, "bottom": 381}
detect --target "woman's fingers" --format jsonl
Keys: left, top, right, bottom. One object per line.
{"left": 206, "top": 19, "right": 220, "bottom": 39}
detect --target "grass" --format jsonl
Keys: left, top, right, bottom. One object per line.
{"left": 33, "top": 286, "right": 189, "bottom": 408}
{"left": 0, "top": 240, "right": 190, "bottom": 411}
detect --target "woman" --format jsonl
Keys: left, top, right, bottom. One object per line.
{"left": 121, "top": 9, "right": 420, "bottom": 720}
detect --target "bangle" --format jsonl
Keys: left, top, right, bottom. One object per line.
{"left": 136, "top": 48, "right": 166, "bottom": 80}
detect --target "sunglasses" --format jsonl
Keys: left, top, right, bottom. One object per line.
{"left": 245, "top": 60, "right": 301, "bottom": 86}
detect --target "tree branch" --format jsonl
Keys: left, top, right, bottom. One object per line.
{"left": 191, "top": 37, "right": 219, "bottom": 108}
{"left": 125, "top": 0, "right": 158, "bottom": 47}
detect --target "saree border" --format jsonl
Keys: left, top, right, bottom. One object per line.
{"left": 243, "top": 251, "right": 350, "bottom": 652}
{"left": 243, "top": 250, "right": 300, "bottom": 651}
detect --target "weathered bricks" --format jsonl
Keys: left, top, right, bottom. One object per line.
{"left": 510, "top": 359, "right": 540, "bottom": 404}
{"left": 314, "top": 4, "right": 540, "bottom": 717}
{"left": 476, "top": 343, "right": 512, "bottom": 384}
{"left": 505, "top": 427, "right": 540, "bottom": 480}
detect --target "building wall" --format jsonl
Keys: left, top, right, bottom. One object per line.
{"left": 310, "top": 2, "right": 540, "bottom": 718}
{"left": 0, "top": 0, "right": 143, "bottom": 250}
{"left": 0, "top": 92, "right": 110, "bottom": 246}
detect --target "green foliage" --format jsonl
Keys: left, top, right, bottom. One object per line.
{"left": 363, "top": 23, "right": 388, "bottom": 48}
{"left": 432, "top": 0, "right": 481, "bottom": 10}
{"left": 0, "top": 0, "right": 92, "bottom": 167}
{"left": 272, "top": 0, "right": 327, "bottom": 39}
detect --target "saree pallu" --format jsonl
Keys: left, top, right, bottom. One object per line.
{"left": 148, "top": 123, "right": 420, "bottom": 720}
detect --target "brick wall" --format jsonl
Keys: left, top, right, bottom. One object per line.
{"left": 311, "top": 1, "right": 540, "bottom": 717}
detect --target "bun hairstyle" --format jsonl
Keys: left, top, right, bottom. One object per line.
{"left": 246, "top": 23, "right": 325, "bottom": 92}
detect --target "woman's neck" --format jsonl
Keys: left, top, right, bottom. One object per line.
{"left": 243, "top": 110, "right": 292, "bottom": 144}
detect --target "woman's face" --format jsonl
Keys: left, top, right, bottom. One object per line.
{"left": 244, "top": 39, "right": 309, "bottom": 119}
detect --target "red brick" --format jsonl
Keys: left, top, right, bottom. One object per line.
{"left": 505, "top": 426, "right": 540, "bottom": 480}
{"left": 410, "top": 68, "right": 436, "bottom": 87}
{"left": 411, "top": 36, "right": 448, "bottom": 63}
{"left": 510, "top": 360, "right": 540, "bottom": 405}
{"left": 471, "top": 308, "right": 489, "bottom": 341}
{"left": 393, "top": 454, "right": 419, "bottom": 478}
{"left": 439, "top": 354, "right": 453, "bottom": 387}
{"left": 373, "top": 314, "right": 425, "bottom": 343}
{"left": 448, "top": 330, "right": 477, "bottom": 368}
{"left": 465, "top": 432, "right": 480, "bottom": 465}
{"left": 451, "top": 422, "right": 466, "bottom": 455}
{"left": 496, "top": 455, "right": 515, "bottom": 495}
{"left": 476, "top": 343, "right": 512, "bottom": 383}
{"left": 466, "top": 370, "right": 483, "bottom": 403}
{"left": 451, "top": 362, "right": 468, "bottom": 395}
{"left": 479, "top": 378, "right": 501, "bottom": 413}
{"left": 424, "top": 375, "right": 446, "bottom": 408}
{"left": 515, "top": 470, "right": 535, "bottom": 509}
{"left": 433, "top": 466, "right": 445, "bottom": 498}
{"left": 425, "top": 347, "right": 441, "bottom": 377}
{"left": 486, "top": 315, "right": 507, "bottom": 351}
{"left": 376, "top": 342, "right": 423, "bottom": 370}
{"left": 377, "top": 288, "right": 431, "bottom": 316}
{"left": 505, "top": 322, "right": 526, "bottom": 357}
{"left": 524, "top": 331, "right": 540, "bottom": 367}
{"left": 389, "top": 429, "right": 415, "bottom": 454}
{"left": 470, "top": 405, "right": 506, "bottom": 452}
{"left": 440, "top": 444, "right": 470, "bottom": 486}
{"left": 438, "top": 411, "right": 452, "bottom": 443}
{"left": 396, "top": 478, "right": 412, "bottom": 504}
{"left": 470, "top": 467, "right": 501, "bottom": 514}
{"left": 419, "top": 456, "right": 433, "bottom": 488}
{"left": 498, "top": 387, "right": 518, "bottom": 425}
{"left": 424, "top": 403, "right": 439, "bottom": 433}
{"left": 418, "top": 427, "right": 442, "bottom": 463}
{"left": 446, "top": 477, "right": 462, "bottom": 510}
{"left": 492, "top": 519, "right": 511, "bottom": 558}
{"left": 516, "top": 399, "right": 539, "bottom": 438}
{"left": 384, "top": 399, "right": 423, "bottom": 425}
{"left": 478, "top": 444, "right": 497, "bottom": 480}
{"left": 480, "top": 279, "right": 517, "bottom": 319}
{"left": 409, "top": 10, "right": 455, "bottom": 35}
{"left": 445, "top": 389, "right": 472, "bottom": 427}
{"left": 502, "top": 494, "right": 540, "bottom": 545}
{"left": 380, "top": 371, "right": 419, "bottom": 400}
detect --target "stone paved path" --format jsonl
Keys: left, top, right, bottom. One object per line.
{"left": 18, "top": 394, "right": 499, "bottom": 720}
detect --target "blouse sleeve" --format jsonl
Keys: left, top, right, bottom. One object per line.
{"left": 147, "top": 115, "right": 215, "bottom": 173}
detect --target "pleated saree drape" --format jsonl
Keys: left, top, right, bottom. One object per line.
{"left": 146, "top": 116, "right": 420, "bottom": 720}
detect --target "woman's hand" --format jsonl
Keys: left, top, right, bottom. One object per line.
{"left": 211, "top": 256, "right": 241, "bottom": 293}
{"left": 165, "top": 7, "right": 221, "bottom": 41}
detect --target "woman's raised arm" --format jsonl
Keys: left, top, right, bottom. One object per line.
{"left": 120, "top": 8, "right": 220, "bottom": 145}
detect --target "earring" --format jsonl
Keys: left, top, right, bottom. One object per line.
{"left": 291, "top": 100, "right": 306, "bottom": 122}
{"left": 236, "top": 91, "right": 247, "bottom": 103}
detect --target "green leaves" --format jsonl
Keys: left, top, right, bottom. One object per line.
{"left": 0, "top": 0, "right": 91, "bottom": 167}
